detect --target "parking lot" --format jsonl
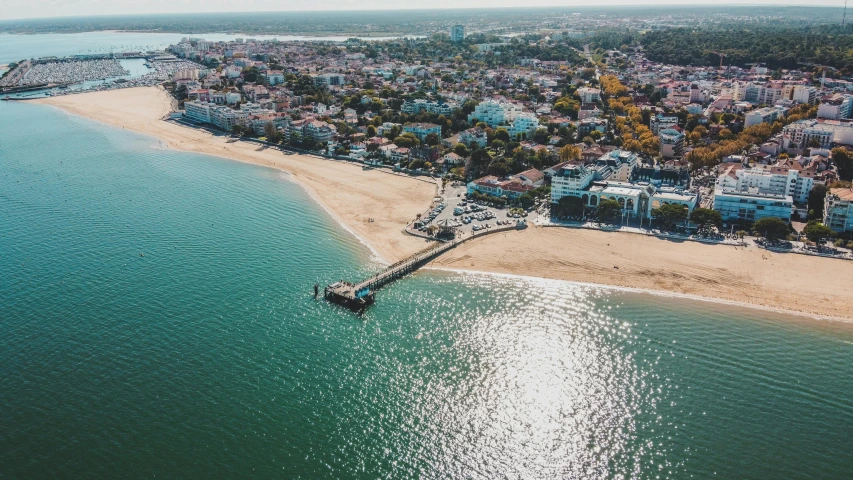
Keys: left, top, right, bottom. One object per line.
{"left": 409, "top": 182, "right": 538, "bottom": 237}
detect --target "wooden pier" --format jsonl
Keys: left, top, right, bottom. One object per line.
{"left": 324, "top": 222, "right": 524, "bottom": 310}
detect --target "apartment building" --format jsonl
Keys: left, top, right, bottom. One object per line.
{"left": 716, "top": 160, "right": 816, "bottom": 205}
{"left": 508, "top": 113, "right": 540, "bottom": 139}
{"left": 576, "top": 87, "right": 601, "bottom": 104}
{"left": 782, "top": 119, "right": 853, "bottom": 149}
{"left": 712, "top": 188, "right": 793, "bottom": 222}
{"left": 403, "top": 122, "right": 442, "bottom": 142}
{"left": 650, "top": 113, "right": 679, "bottom": 135}
{"left": 467, "top": 100, "right": 524, "bottom": 127}
{"left": 184, "top": 100, "right": 214, "bottom": 123}
{"left": 450, "top": 25, "right": 465, "bottom": 43}
{"left": 659, "top": 128, "right": 685, "bottom": 158}
{"left": 401, "top": 99, "right": 458, "bottom": 116}
{"left": 823, "top": 187, "right": 853, "bottom": 233}
{"left": 744, "top": 106, "right": 788, "bottom": 128}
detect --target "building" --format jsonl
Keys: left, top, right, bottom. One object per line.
{"left": 745, "top": 106, "right": 788, "bottom": 128}
{"left": 467, "top": 100, "right": 524, "bottom": 127}
{"left": 576, "top": 87, "right": 601, "bottom": 104}
{"left": 286, "top": 119, "right": 337, "bottom": 145}
{"left": 593, "top": 149, "right": 639, "bottom": 182}
{"left": 210, "top": 106, "right": 249, "bottom": 131}
{"left": 823, "top": 187, "right": 853, "bottom": 233}
{"left": 816, "top": 95, "right": 853, "bottom": 120}
{"left": 183, "top": 100, "right": 214, "bottom": 123}
{"left": 659, "top": 128, "right": 685, "bottom": 158}
{"left": 785, "top": 85, "right": 818, "bottom": 105}
{"left": 508, "top": 113, "right": 540, "bottom": 139}
{"left": 459, "top": 127, "right": 489, "bottom": 148}
{"left": 403, "top": 122, "right": 442, "bottom": 142}
{"left": 314, "top": 73, "right": 345, "bottom": 86}
{"left": 450, "top": 25, "right": 465, "bottom": 43}
{"left": 782, "top": 119, "right": 853, "bottom": 149}
{"left": 551, "top": 160, "right": 697, "bottom": 219}
{"left": 401, "top": 99, "right": 458, "bottom": 116}
{"left": 712, "top": 187, "right": 793, "bottom": 223}
{"left": 467, "top": 169, "right": 544, "bottom": 199}
{"left": 577, "top": 118, "right": 608, "bottom": 138}
{"left": 716, "top": 160, "right": 816, "bottom": 205}
{"left": 650, "top": 113, "right": 679, "bottom": 135}
{"left": 578, "top": 103, "right": 602, "bottom": 121}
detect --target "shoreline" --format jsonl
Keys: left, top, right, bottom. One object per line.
{"left": 425, "top": 266, "right": 853, "bottom": 328}
{"left": 28, "top": 86, "right": 853, "bottom": 322}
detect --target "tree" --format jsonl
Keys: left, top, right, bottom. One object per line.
{"left": 263, "top": 121, "right": 281, "bottom": 144}
{"left": 424, "top": 132, "right": 440, "bottom": 147}
{"left": 753, "top": 217, "right": 790, "bottom": 242}
{"left": 596, "top": 199, "right": 622, "bottom": 223}
{"left": 554, "top": 195, "right": 585, "bottom": 219}
{"left": 689, "top": 208, "right": 722, "bottom": 231}
{"left": 802, "top": 221, "right": 836, "bottom": 243}
{"left": 807, "top": 184, "right": 829, "bottom": 220}
{"left": 558, "top": 144, "right": 581, "bottom": 162}
{"left": 651, "top": 203, "right": 688, "bottom": 230}
{"left": 453, "top": 143, "right": 469, "bottom": 157}
{"left": 469, "top": 149, "right": 493, "bottom": 177}
{"left": 582, "top": 136, "right": 595, "bottom": 146}
{"left": 494, "top": 127, "right": 510, "bottom": 143}
{"left": 589, "top": 130, "right": 603, "bottom": 141}
{"left": 487, "top": 161, "right": 510, "bottom": 177}
{"left": 832, "top": 147, "right": 853, "bottom": 181}
{"left": 367, "top": 125, "right": 377, "bottom": 137}
{"left": 393, "top": 133, "right": 419, "bottom": 148}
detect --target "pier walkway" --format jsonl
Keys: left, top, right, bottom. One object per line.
{"left": 325, "top": 223, "right": 522, "bottom": 309}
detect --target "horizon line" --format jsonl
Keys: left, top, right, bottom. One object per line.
{"left": 0, "top": 3, "right": 846, "bottom": 24}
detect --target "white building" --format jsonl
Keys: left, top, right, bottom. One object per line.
{"left": 745, "top": 106, "right": 788, "bottom": 128}
{"left": 467, "top": 100, "right": 524, "bottom": 127}
{"left": 314, "top": 73, "right": 345, "bottom": 86}
{"left": 401, "top": 99, "right": 458, "bottom": 115}
{"left": 712, "top": 187, "right": 793, "bottom": 223}
{"left": 508, "top": 113, "right": 541, "bottom": 139}
{"left": 716, "top": 161, "right": 815, "bottom": 205}
{"left": 576, "top": 87, "right": 601, "bottom": 104}
{"left": 183, "top": 100, "right": 214, "bottom": 124}
{"left": 782, "top": 119, "right": 853, "bottom": 149}
{"left": 650, "top": 113, "right": 679, "bottom": 135}
{"left": 459, "top": 127, "right": 489, "bottom": 148}
{"left": 823, "top": 187, "right": 853, "bottom": 233}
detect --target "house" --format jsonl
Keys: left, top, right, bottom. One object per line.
{"left": 578, "top": 103, "right": 602, "bottom": 120}
{"left": 459, "top": 127, "right": 489, "bottom": 148}
{"left": 403, "top": 122, "right": 442, "bottom": 142}
{"left": 442, "top": 152, "right": 465, "bottom": 166}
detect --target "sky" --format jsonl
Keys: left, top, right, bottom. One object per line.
{"left": 0, "top": 0, "right": 847, "bottom": 21}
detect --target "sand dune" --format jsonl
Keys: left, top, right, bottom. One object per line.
{"left": 33, "top": 87, "right": 853, "bottom": 322}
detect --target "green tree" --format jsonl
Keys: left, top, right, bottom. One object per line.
{"left": 554, "top": 195, "right": 585, "bottom": 219}
{"left": 424, "top": 132, "right": 440, "bottom": 147}
{"left": 753, "top": 217, "right": 790, "bottom": 242}
{"left": 802, "top": 221, "right": 836, "bottom": 243}
{"left": 263, "top": 121, "right": 281, "bottom": 144}
{"left": 652, "top": 203, "right": 688, "bottom": 230}
{"left": 453, "top": 143, "right": 469, "bottom": 157}
{"left": 807, "top": 184, "right": 829, "bottom": 220}
{"left": 393, "top": 133, "right": 419, "bottom": 148}
{"left": 832, "top": 148, "right": 853, "bottom": 181}
{"left": 366, "top": 125, "right": 377, "bottom": 137}
{"left": 689, "top": 207, "right": 723, "bottom": 231}
{"left": 494, "top": 127, "right": 511, "bottom": 143}
{"left": 596, "top": 199, "right": 622, "bottom": 223}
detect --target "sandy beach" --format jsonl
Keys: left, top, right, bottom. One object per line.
{"left": 432, "top": 226, "right": 853, "bottom": 321}
{"left": 33, "top": 87, "right": 436, "bottom": 262}
{"left": 32, "top": 87, "right": 853, "bottom": 321}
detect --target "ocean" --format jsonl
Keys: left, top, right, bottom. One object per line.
{"left": 2, "top": 86, "right": 853, "bottom": 478}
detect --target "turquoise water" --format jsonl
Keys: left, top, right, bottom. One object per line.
{"left": 2, "top": 100, "right": 853, "bottom": 478}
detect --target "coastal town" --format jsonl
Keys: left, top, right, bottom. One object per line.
{"left": 7, "top": 22, "right": 853, "bottom": 296}
{"left": 149, "top": 29, "right": 853, "bottom": 256}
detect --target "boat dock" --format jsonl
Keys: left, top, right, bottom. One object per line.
{"left": 324, "top": 222, "right": 524, "bottom": 311}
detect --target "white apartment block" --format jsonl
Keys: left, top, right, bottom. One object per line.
{"left": 184, "top": 100, "right": 214, "bottom": 123}
{"left": 576, "top": 87, "right": 601, "bottom": 104}
{"left": 659, "top": 128, "right": 685, "bottom": 158}
{"left": 650, "top": 113, "right": 679, "bottom": 135}
{"left": 712, "top": 188, "right": 793, "bottom": 223}
{"left": 401, "top": 99, "right": 458, "bottom": 116}
{"left": 823, "top": 188, "right": 853, "bottom": 233}
{"left": 314, "top": 73, "right": 345, "bottom": 86}
{"left": 782, "top": 119, "right": 853, "bottom": 149}
{"left": 467, "top": 100, "right": 524, "bottom": 127}
{"left": 450, "top": 25, "right": 465, "bottom": 42}
{"left": 508, "top": 113, "right": 540, "bottom": 138}
{"left": 745, "top": 106, "right": 789, "bottom": 128}
{"left": 716, "top": 162, "right": 815, "bottom": 205}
